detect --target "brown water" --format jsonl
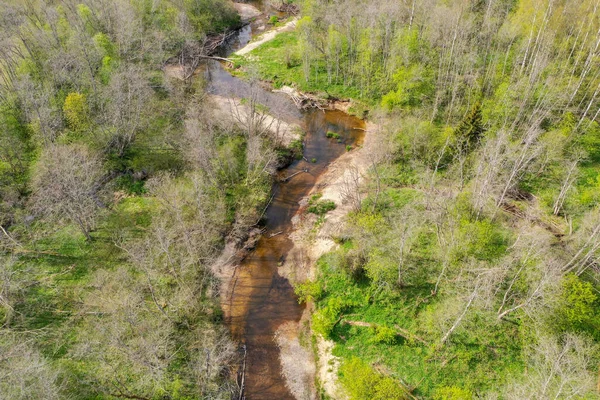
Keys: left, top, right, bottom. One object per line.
{"left": 225, "top": 110, "right": 364, "bottom": 399}
{"left": 205, "top": 5, "right": 366, "bottom": 399}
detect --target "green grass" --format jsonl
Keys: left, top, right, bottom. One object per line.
{"left": 230, "top": 31, "right": 369, "bottom": 105}
{"left": 312, "top": 250, "right": 524, "bottom": 398}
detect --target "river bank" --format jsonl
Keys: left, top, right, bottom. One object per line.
{"left": 197, "top": 3, "right": 378, "bottom": 398}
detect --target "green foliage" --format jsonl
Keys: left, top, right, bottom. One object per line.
{"left": 557, "top": 274, "right": 598, "bottom": 332}
{"left": 339, "top": 357, "right": 406, "bottom": 400}
{"left": 184, "top": 0, "right": 240, "bottom": 35}
{"left": 62, "top": 92, "right": 89, "bottom": 131}
{"left": 295, "top": 280, "right": 323, "bottom": 303}
{"left": 372, "top": 325, "right": 397, "bottom": 345}
{"left": 453, "top": 218, "right": 508, "bottom": 262}
{"left": 269, "top": 16, "right": 279, "bottom": 24}
{"left": 308, "top": 197, "right": 337, "bottom": 215}
{"left": 382, "top": 64, "right": 434, "bottom": 110}
{"left": 326, "top": 131, "right": 341, "bottom": 139}
{"left": 433, "top": 386, "right": 473, "bottom": 400}
{"left": 232, "top": 31, "right": 364, "bottom": 101}
{"left": 312, "top": 296, "right": 344, "bottom": 338}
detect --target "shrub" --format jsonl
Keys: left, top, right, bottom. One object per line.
{"left": 326, "top": 131, "right": 341, "bottom": 139}
{"left": 339, "top": 357, "right": 406, "bottom": 400}
{"left": 295, "top": 280, "right": 323, "bottom": 303}
{"left": 63, "top": 92, "right": 89, "bottom": 131}
{"left": 372, "top": 325, "right": 397, "bottom": 345}
{"left": 312, "top": 297, "right": 343, "bottom": 338}
{"left": 557, "top": 274, "right": 597, "bottom": 331}
{"left": 307, "top": 193, "right": 336, "bottom": 215}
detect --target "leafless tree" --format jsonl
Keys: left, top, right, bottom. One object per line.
{"left": 495, "top": 225, "right": 562, "bottom": 321}
{"left": 562, "top": 207, "right": 600, "bottom": 276}
{"left": 500, "top": 334, "right": 597, "bottom": 399}
{"left": 0, "top": 331, "right": 62, "bottom": 400}
{"left": 31, "top": 144, "right": 104, "bottom": 240}
{"left": 553, "top": 156, "right": 581, "bottom": 216}
{"left": 103, "top": 65, "right": 152, "bottom": 156}
{"left": 340, "top": 164, "right": 363, "bottom": 211}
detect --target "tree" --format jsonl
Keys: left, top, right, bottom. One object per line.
{"left": 501, "top": 334, "right": 597, "bottom": 399}
{"left": 0, "top": 332, "right": 61, "bottom": 400}
{"left": 62, "top": 91, "right": 89, "bottom": 131}
{"left": 31, "top": 144, "right": 104, "bottom": 240}
{"left": 454, "top": 101, "right": 485, "bottom": 155}
{"left": 103, "top": 65, "right": 152, "bottom": 157}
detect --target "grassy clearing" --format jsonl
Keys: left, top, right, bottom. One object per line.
{"left": 231, "top": 31, "right": 368, "bottom": 106}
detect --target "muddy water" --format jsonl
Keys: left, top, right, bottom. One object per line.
{"left": 205, "top": 5, "right": 365, "bottom": 399}
{"left": 226, "top": 110, "right": 364, "bottom": 399}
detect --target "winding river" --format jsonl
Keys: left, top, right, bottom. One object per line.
{"left": 204, "top": 3, "right": 366, "bottom": 398}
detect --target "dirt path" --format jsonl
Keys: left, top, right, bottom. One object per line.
{"left": 235, "top": 18, "right": 298, "bottom": 56}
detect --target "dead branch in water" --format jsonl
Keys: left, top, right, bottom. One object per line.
{"left": 281, "top": 168, "right": 308, "bottom": 182}
{"left": 199, "top": 55, "right": 233, "bottom": 63}
{"left": 273, "top": 88, "right": 327, "bottom": 110}
{"left": 238, "top": 344, "right": 247, "bottom": 400}
{"left": 203, "top": 28, "right": 242, "bottom": 55}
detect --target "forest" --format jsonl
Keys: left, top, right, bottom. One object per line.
{"left": 1, "top": 0, "right": 600, "bottom": 399}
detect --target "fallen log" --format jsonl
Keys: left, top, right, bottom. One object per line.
{"left": 281, "top": 168, "right": 308, "bottom": 182}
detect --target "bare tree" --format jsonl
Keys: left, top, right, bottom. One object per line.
{"left": 501, "top": 334, "right": 597, "bottom": 399}
{"left": 103, "top": 65, "right": 152, "bottom": 156}
{"left": 496, "top": 225, "right": 562, "bottom": 321}
{"left": 31, "top": 144, "right": 104, "bottom": 240}
{"left": 562, "top": 207, "right": 600, "bottom": 276}
{"left": 0, "top": 331, "right": 61, "bottom": 400}
{"left": 340, "top": 164, "right": 363, "bottom": 211}
{"left": 553, "top": 156, "right": 581, "bottom": 216}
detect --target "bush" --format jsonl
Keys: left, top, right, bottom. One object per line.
{"left": 372, "top": 325, "right": 397, "bottom": 344}
{"left": 63, "top": 92, "right": 89, "bottom": 131}
{"left": 326, "top": 131, "right": 341, "bottom": 139}
{"left": 307, "top": 194, "right": 336, "bottom": 215}
{"left": 557, "top": 274, "right": 597, "bottom": 331}
{"left": 339, "top": 357, "right": 406, "bottom": 400}
{"left": 295, "top": 280, "right": 323, "bottom": 303}
{"left": 312, "top": 297, "right": 343, "bottom": 338}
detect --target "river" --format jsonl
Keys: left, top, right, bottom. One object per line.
{"left": 204, "top": 3, "right": 365, "bottom": 398}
